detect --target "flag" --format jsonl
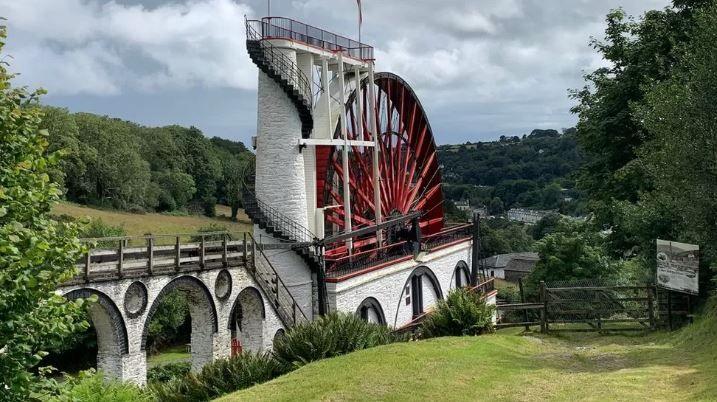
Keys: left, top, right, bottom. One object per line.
{"left": 357, "top": 0, "right": 362, "bottom": 25}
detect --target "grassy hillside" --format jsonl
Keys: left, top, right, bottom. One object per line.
{"left": 219, "top": 306, "right": 717, "bottom": 401}
{"left": 52, "top": 202, "right": 251, "bottom": 236}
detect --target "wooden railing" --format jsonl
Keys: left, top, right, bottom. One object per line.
{"left": 69, "top": 232, "right": 250, "bottom": 285}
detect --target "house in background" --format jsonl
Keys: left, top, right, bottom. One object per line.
{"left": 481, "top": 252, "right": 540, "bottom": 282}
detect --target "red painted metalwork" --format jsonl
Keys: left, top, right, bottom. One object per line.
{"left": 231, "top": 338, "right": 242, "bottom": 357}
{"left": 318, "top": 73, "right": 444, "bottom": 258}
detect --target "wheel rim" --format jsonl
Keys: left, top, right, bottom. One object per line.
{"left": 319, "top": 72, "right": 444, "bottom": 255}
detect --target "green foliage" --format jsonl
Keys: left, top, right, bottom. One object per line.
{"left": 0, "top": 25, "right": 89, "bottom": 400}
{"left": 51, "top": 370, "right": 151, "bottom": 402}
{"left": 531, "top": 213, "right": 563, "bottom": 240}
{"left": 147, "top": 362, "right": 191, "bottom": 384}
{"left": 153, "top": 170, "right": 196, "bottom": 211}
{"left": 420, "top": 288, "right": 495, "bottom": 338}
{"left": 525, "top": 220, "right": 621, "bottom": 294}
{"left": 81, "top": 218, "right": 125, "bottom": 239}
{"left": 149, "top": 352, "right": 284, "bottom": 402}
{"left": 439, "top": 129, "right": 584, "bottom": 215}
{"left": 272, "top": 313, "right": 404, "bottom": 369}
{"left": 571, "top": 1, "right": 711, "bottom": 230}
{"left": 479, "top": 218, "right": 534, "bottom": 256}
{"left": 636, "top": 2, "right": 717, "bottom": 279}
{"left": 39, "top": 109, "right": 252, "bottom": 216}
{"left": 147, "top": 290, "right": 190, "bottom": 354}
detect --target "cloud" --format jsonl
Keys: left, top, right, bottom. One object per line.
{"left": 1, "top": 0, "right": 255, "bottom": 95}
{"left": 0, "top": 0, "right": 672, "bottom": 143}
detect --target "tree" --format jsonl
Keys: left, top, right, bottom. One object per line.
{"left": 571, "top": 1, "right": 711, "bottom": 227}
{"left": 637, "top": 3, "right": 717, "bottom": 278}
{"left": 488, "top": 197, "right": 504, "bottom": 215}
{"left": 526, "top": 221, "right": 620, "bottom": 293}
{"left": 0, "top": 26, "right": 88, "bottom": 399}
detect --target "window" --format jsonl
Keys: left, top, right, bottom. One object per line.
{"left": 411, "top": 274, "right": 424, "bottom": 318}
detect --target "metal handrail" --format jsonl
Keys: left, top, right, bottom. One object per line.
{"left": 257, "top": 16, "right": 374, "bottom": 60}
{"left": 248, "top": 233, "right": 309, "bottom": 326}
{"left": 242, "top": 188, "right": 317, "bottom": 245}
{"left": 246, "top": 18, "right": 313, "bottom": 108}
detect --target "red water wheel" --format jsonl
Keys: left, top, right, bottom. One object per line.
{"left": 318, "top": 72, "right": 444, "bottom": 256}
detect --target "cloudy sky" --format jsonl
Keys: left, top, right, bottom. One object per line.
{"left": 1, "top": 0, "right": 670, "bottom": 145}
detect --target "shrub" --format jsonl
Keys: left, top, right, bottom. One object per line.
{"left": 190, "top": 223, "right": 229, "bottom": 242}
{"left": 272, "top": 312, "right": 404, "bottom": 369}
{"left": 147, "top": 362, "right": 191, "bottom": 384}
{"left": 51, "top": 370, "right": 151, "bottom": 402}
{"left": 420, "top": 288, "right": 495, "bottom": 338}
{"left": 81, "top": 218, "right": 125, "bottom": 239}
{"left": 149, "top": 351, "right": 283, "bottom": 401}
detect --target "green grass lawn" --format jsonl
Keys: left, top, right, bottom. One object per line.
{"left": 218, "top": 322, "right": 717, "bottom": 402}
{"left": 52, "top": 202, "right": 251, "bottom": 237}
{"left": 147, "top": 345, "right": 191, "bottom": 368}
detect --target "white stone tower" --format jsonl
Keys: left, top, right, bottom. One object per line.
{"left": 245, "top": 17, "right": 374, "bottom": 318}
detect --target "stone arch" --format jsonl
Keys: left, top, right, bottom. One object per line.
{"left": 141, "top": 276, "right": 218, "bottom": 372}
{"left": 273, "top": 328, "right": 286, "bottom": 345}
{"left": 452, "top": 261, "right": 470, "bottom": 289}
{"left": 394, "top": 266, "right": 443, "bottom": 327}
{"left": 64, "top": 288, "right": 128, "bottom": 379}
{"left": 356, "top": 297, "right": 386, "bottom": 325}
{"left": 228, "top": 286, "right": 265, "bottom": 352}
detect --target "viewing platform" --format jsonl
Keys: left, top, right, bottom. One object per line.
{"left": 246, "top": 16, "right": 374, "bottom": 61}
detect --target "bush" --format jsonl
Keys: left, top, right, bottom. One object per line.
{"left": 190, "top": 223, "right": 229, "bottom": 242}
{"left": 147, "top": 362, "right": 191, "bottom": 384}
{"left": 81, "top": 218, "right": 125, "bottom": 239}
{"left": 149, "top": 352, "right": 283, "bottom": 401}
{"left": 420, "top": 288, "right": 495, "bottom": 338}
{"left": 51, "top": 370, "right": 151, "bottom": 402}
{"left": 272, "top": 312, "right": 404, "bottom": 369}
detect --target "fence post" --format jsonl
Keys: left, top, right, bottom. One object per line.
{"left": 117, "top": 239, "right": 124, "bottom": 278}
{"left": 147, "top": 237, "right": 154, "bottom": 275}
{"left": 222, "top": 233, "right": 228, "bottom": 267}
{"left": 647, "top": 285, "right": 655, "bottom": 330}
{"left": 539, "top": 281, "right": 547, "bottom": 333}
{"left": 242, "top": 232, "right": 248, "bottom": 265}
{"left": 667, "top": 290, "right": 673, "bottom": 331}
{"left": 175, "top": 236, "right": 181, "bottom": 272}
{"left": 200, "top": 235, "right": 206, "bottom": 269}
{"left": 251, "top": 236, "right": 257, "bottom": 272}
{"left": 518, "top": 278, "right": 529, "bottom": 331}
{"left": 84, "top": 250, "right": 91, "bottom": 283}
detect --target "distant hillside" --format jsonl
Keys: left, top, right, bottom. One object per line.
{"left": 438, "top": 129, "right": 585, "bottom": 216}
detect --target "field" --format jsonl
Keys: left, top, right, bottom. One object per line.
{"left": 147, "top": 345, "right": 190, "bottom": 368}
{"left": 52, "top": 202, "right": 252, "bottom": 236}
{"left": 219, "top": 313, "right": 717, "bottom": 401}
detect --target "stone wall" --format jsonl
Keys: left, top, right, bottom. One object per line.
{"left": 327, "top": 241, "right": 473, "bottom": 328}
{"left": 59, "top": 265, "right": 285, "bottom": 385}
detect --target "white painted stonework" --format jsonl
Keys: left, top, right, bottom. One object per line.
{"left": 255, "top": 67, "right": 309, "bottom": 229}
{"left": 327, "top": 242, "right": 474, "bottom": 328}
{"left": 59, "top": 266, "right": 284, "bottom": 385}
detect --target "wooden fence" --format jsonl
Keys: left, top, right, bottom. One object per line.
{"left": 497, "top": 280, "right": 658, "bottom": 333}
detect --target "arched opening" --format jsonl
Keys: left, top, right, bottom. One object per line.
{"left": 58, "top": 289, "right": 129, "bottom": 380}
{"left": 272, "top": 328, "right": 286, "bottom": 346}
{"left": 356, "top": 297, "right": 386, "bottom": 325}
{"left": 142, "top": 276, "right": 218, "bottom": 372}
{"left": 228, "top": 287, "right": 265, "bottom": 353}
{"left": 394, "top": 266, "right": 443, "bottom": 326}
{"left": 452, "top": 261, "right": 470, "bottom": 289}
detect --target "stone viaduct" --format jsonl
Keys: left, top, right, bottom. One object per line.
{"left": 57, "top": 233, "right": 299, "bottom": 385}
